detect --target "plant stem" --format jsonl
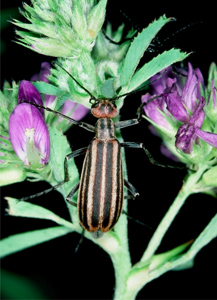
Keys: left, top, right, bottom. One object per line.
{"left": 140, "top": 163, "right": 208, "bottom": 264}
{"left": 112, "top": 127, "right": 132, "bottom": 300}
{"left": 111, "top": 224, "right": 131, "bottom": 300}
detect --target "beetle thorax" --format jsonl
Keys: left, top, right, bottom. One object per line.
{"left": 95, "top": 118, "right": 116, "bottom": 140}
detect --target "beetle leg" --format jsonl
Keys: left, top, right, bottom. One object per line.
{"left": 66, "top": 182, "right": 80, "bottom": 206}
{"left": 19, "top": 147, "right": 87, "bottom": 202}
{"left": 115, "top": 119, "right": 139, "bottom": 129}
{"left": 124, "top": 179, "right": 139, "bottom": 199}
{"left": 121, "top": 142, "right": 184, "bottom": 169}
{"left": 63, "top": 147, "right": 87, "bottom": 183}
{"left": 115, "top": 102, "right": 147, "bottom": 130}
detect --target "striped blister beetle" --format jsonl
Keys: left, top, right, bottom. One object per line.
{"left": 21, "top": 65, "right": 177, "bottom": 238}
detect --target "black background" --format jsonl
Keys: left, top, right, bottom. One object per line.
{"left": 1, "top": 1, "right": 217, "bottom": 299}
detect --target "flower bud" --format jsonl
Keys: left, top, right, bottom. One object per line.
{"left": 30, "top": 62, "right": 56, "bottom": 107}
{"left": 18, "top": 80, "right": 45, "bottom": 117}
{"left": 9, "top": 103, "right": 50, "bottom": 170}
{"left": 9, "top": 81, "right": 50, "bottom": 170}
{"left": 15, "top": 0, "right": 107, "bottom": 57}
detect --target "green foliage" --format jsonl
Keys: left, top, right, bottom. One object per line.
{"left": 0, "top": 226, "right": 72, "bottom": 258}
{"left": 120, "top": 15, "right": 171, "bottom": 87}
{"left": 14, "top": 0, "right": 108, "bottom": 57}
{"left": 128, "top": 49, "right": 188, "bottom": 92}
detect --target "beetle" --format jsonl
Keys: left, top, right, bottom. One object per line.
{"left": 21, "top": 65, "right": 179, "bottom": 238}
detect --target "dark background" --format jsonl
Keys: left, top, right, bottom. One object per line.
{"left": 1, "top": 1, "right": 217, "bottom": 299}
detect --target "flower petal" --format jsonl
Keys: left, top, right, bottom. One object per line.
{"left": 195, "top": 67, "right": 205, "bottom": 98}
{"left": 30, "top": 62, "right": 51, "bottom": 83}
{"left": 182, "top": 63, "right": 199, "bottom": 112}
{"left": 9, "top": 103, "right": 50, "bottom": 168}
{"left": 61, "top": 100, "right": 89, "bottom": 121}
{"left": 18, "top": 80, "right": 45, "bottom": 117}
{"left": 142, "top": 93, "right": 172, "bottom": 130}
{"left": 150, "top": 67, "right": 173, "bottom": 94}
{"left": 175, "top": 124, "right": 196, "bottom": 154}
{"left": 189, "top": 97, "right": 205, "bottom": 128}
{"left": 163, "top": 87, "right": 189, "bottom": 123}
{"left": 195, "top": 128, "right": 217, "bottom": 149}
{"left": 30, "top": 62, "right": 56, "bottom": 107}
{"left": 160, "top": 144, "right": 180, "bottom": 162}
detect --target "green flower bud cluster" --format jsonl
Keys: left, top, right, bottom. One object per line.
{"left": 14, "top": 0, "right": 108, "bottom": 57}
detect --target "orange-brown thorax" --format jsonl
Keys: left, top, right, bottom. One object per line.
{"left": 91, "top": 100, "right": 118, "bottom": 118}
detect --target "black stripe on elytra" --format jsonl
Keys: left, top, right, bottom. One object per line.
{"left": 79, "top": 145, "right": 92, "bottom": 229}
{"left": 102, "top": 141, "right": 114, "bottom": 229}
{"left": 111, "top": 145, "right": 123, "bottom": 228}
{"left": 91, "top": 141, "right": 104, "bottom": 228}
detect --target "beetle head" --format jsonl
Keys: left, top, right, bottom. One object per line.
{"left": 91, "top": 99, "right": 118, "bottom": 118}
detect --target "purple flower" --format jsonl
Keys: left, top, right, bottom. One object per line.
{"left": 142, "top": 63, "right": 217, "bottom": 155}
{"left": 9, "top": 81, "right": 50, "bottom": 169}
{"left": 175, "top": 97, "right": 205, "bottom": 153}
{"left": 30, "top": 62, "right": 51, "bottom": 83}
{"left": 60, "top": 100, "right": 89, "bottom": 122}
{"left": 18, "top": 80, "right": 45, "bottom": 118}
{"left": 31, "top": 62, "right": 55, "bottom": 107}
{"left": 31, "top": 62, "right": 89, "bottom": 121}
{"left": 141, "top": 93, "right": 175, "bottom": 132}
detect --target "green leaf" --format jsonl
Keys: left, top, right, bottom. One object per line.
{"left": 202, "top": 166, "right": 217, "bottom": 187}
{"left": 188, "top": 213, "right": 217, "bottom": 256}
{"left": 128, "top": 49, "right": 188, "bottom": 92}
{"left": 48, "top": 126, "right": 80, "bottom": 198}
{"left": 120, "top": 15, "right": 171, "bottom": 87}
{"left": 5, "top": 197, "right": 73, "bottom": 228}
{"left": 149, "top": 214, "right": 217, "bottom": 280}
{"left": 123, "top": 215, "right": 217, "bottom": 298}
{"left": 47, "top": 126, "right": 80, "bottom": 228}
{"left": 0, "top": 226, "right": 72, "bottom": 258}
{"left": 0, "top": 168, "right": 26, "bottom": 187}
{"left": 87, "top": 0, "right": 108, "bottom": 38}
{"left": 32, "top": 81, "right": 63, "bottom": 97}
{"left": 71, "top": 1, "right": 87, "bottom": 38}
{"left": 100, "top": 78, "right": 115, "bottom": 98}
{"left": 172, "top": 258, "right": 194, "bottom": 271}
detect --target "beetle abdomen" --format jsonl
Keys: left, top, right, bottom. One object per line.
{"left": 78, "top": 139, "right": 123, "bottom": 234}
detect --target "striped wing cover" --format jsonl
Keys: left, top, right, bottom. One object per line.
{"left": 78, "top": 139, "right": 123, "bottom": 233}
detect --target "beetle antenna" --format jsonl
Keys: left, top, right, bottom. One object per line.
{"left": 54, "top": 62, "right": 97, "bottom": 101}
{"left": 161, "top": 21, "right": 203, "bottom": 45}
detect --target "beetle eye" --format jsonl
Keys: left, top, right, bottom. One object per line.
{"left": 90, "top": 97, "right": 99, "bottom": 107}
{"left": 111, "top": 100, "right": 117, "bottom": 108}
{"left": 91, "top": 100, "right": 100, "bottom": 108}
